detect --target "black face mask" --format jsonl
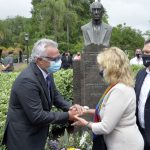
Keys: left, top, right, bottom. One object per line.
{"left": 142, "top": 54, "right": 150, "bottom": 67}
{"left": 99, "top": 70, "right": 104, "bottom": 78}
{"left": 136, "top": 54, "right": 141, "bottom": 58}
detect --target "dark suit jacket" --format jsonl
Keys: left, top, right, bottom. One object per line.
{"left": 61, "top": 55, "right": 72, "bottom": 69}
{"left": 135, "top": 68, "right": 150, "bottom": 146}
{"left": 2, "top": 62, "right": 71, "bottom": 150}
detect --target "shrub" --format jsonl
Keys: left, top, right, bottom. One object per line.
{"left": 0, "top": 72, "right": 19, "bottom": 149}
{"left": 54, "top": 69, "right": 73, "bottom": 102}
{"left": 130, "top": 65, "right": 144, "bottom": 77}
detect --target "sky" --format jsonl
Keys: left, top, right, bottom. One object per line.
{"left": 0, "top": 0, "right": 32, "bottom": 19}
{"left": 0, "top": 0, "right": 149, "bottom": 33}
{"left": 102, "top": 0, "right": 150, "bottom": 33}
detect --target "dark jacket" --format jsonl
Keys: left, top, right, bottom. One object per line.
{"left": 135, "top": 68, "right": 150, "bottom": 146}
{"left": 61, "top": 55, "right": 72, "bottom": 69}
{"left": 2, "top": 62, "right": 71, "bottom": 150}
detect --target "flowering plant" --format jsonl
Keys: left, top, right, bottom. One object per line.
{"left": 46, "top": 129, "right": 92, "bottom": 150}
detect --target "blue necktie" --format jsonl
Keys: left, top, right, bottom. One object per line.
{"left": 46, "top": 75, "right": 51, "bottom": 100}
{"left": 46, "top": 75, "right": 51, "bottom": 89}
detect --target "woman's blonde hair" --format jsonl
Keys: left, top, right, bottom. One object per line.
{"left": 97, "top": 47, "right": 134, "bottom": 87}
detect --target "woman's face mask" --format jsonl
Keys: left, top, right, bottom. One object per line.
{"left": 99, "top": 70, "right": 104, "bottom": 78}
{"left": 99, "top": 66, "right": 104, "bottom": 78}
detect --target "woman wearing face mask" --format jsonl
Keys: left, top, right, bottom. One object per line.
{"left": 72, "top": 47, "right": 144, "bottom": 150}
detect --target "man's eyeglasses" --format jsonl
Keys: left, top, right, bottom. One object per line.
{"left": 42, "top": 55, "right": 61, "bottom": 62}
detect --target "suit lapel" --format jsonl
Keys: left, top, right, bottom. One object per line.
{"left": 87, "top": 22, "right": 107, "bottom": 44}
{"left": 147, "top": 90, "right": 150, "bottom": 100}
{"left": 136, "top": 70, "right": 147, "bottom": 101}
{"left": 30, "top": 62, "right": 51, "bottom": 107}
{"left": 87, "top": 22, "right": 94, "bottom": 43}
{"left": 100, "top": 23, "right": 107, "bottom": 44}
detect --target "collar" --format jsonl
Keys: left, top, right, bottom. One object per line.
{"left": 146, "top": 68, "right": 150, "bottom": 75}
{"left": 136, "top": 57, "right": 143, "bottom": 61}
{"left": 37, "top": 65, "right": 48, "bottom": 80}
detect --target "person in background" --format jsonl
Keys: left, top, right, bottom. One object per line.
{"left": 135, "top": 39, "right": 150, "bottom": 150}
{"left": 61, "top": 51, "right": 72, "bottom": 69}
{"left": 130, "top": 48, "right": 143, "bottom": 65}
{"left": 2, "top": 39, "right": 82, "bottom": 150}
{"left": 1, "top": 51, "right": 14, "bottom": 72}
{"left": 73, "top": 52, "right": 81, "bottom": 61}
{"left": 72, "top": 47, "right": 144, "bottom": 150}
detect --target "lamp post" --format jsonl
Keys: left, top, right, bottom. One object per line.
{"left": 24, "top": 33, "right": 29, "bottom": 63}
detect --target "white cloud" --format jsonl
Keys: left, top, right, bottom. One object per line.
{"left": 0, "top": 0, "right": 32, "bottom": 19}
{"left": 102, "top": 0, "right": 150, "bottom": 32}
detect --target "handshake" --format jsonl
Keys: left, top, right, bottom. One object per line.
{"left": 68, "top": 104, "right": 95, "bottom": 128}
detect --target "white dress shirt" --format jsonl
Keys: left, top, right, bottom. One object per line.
{"left": 130, "top": 57, "right": 143, "bottom": 65}
{"left": 37, "top": 65, "right": 48, "bottom": 81}
{"left": 138, "top": 68, "right": 150, "bottom": 128}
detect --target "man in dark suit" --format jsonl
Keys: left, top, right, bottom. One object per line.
{"left": 81, "top": 1, "right": 112, "bottom": 47}
{"left": 61, "top": 52, "right": 72, "bottom": 69}
{"left": 2, "top": 39, "right": 81, "bottom": 150}
{"left": 135, "top": 39, "right": 150, "bottom": 150}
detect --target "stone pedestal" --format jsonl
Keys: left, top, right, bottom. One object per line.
{"left": 73, "top": 44, "right": 108, "bottom": 109}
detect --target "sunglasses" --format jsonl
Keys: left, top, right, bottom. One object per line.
{"left": 42, "top": 55, "right": 61, "bottom": 62}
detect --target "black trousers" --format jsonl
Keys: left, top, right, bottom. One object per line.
{"left": 92, "top": 135, "right": 107, "bottom": 150}
{"left": 139, "top": 127, "right": 150, "bottom": 150}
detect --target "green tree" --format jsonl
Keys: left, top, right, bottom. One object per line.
{"left": 0, "top": 16, "right": 31, "bottom": 48}
{"left": 110, "top": 24, "right": 144, "bottom": 58}
{"left": 1, "top": 0, "right": 146, "bottom": 58}
{"left": 31, "top": 0, "right": 109, "bottom": 53}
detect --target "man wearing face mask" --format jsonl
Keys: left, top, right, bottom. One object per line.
{"left": 2, "top": 39, "right": 82, "bottom": 150}
{"left": 130, "top": 48, "right": 143, "bottom": 65}
{"left": 61, "top": 51, "right": 72, "bottom": 69}
{"left": 135, "top": 39, "right": 150, "bottom": 150}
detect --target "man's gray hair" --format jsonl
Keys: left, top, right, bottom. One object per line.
{"left": 31, "top": 39, "right": 58, "bottom": 62}
{"left": 90, "top": 1, "right": 103, "bottom": 12}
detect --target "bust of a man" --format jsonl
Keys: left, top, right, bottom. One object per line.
{"left": 81, "top": 1, "right": 112, "bottom": 47}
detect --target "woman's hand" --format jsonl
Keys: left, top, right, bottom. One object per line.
{"left": 71, "top": 115, "right": 88, "bottom": 127}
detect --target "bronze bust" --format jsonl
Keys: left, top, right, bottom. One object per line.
{"left": 81, "top": 1, "right": 112, "bottom": 47}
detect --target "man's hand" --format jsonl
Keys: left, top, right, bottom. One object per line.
{"left": 69, "top": 104, "right": 84, "bottom": 116}
{"left": 68, "top": 108, "right": 78, "bottom": 121}
{"left": 1, "top": 64, "right": 6, "bottom": 70}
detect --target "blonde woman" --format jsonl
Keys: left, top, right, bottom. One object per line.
{"left": 73, "top": 47, "right": 144, "bottom": 150}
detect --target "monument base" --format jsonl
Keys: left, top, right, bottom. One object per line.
{"left": 73, "top": 44, "right": 108, "bottom": 110}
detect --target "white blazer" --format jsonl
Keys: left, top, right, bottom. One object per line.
{"left": 91, "top": 83, "right": 144, "bottom": 150}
